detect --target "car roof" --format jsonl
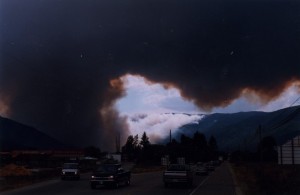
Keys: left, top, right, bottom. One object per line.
{"left": 64, "top": 162, "right": 78, "bottom": 164}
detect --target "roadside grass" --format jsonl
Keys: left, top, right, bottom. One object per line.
{"left": 232, "top": 162, "right": 300, "bottom": 195}
{"left": 0, "top": 164, "right": 60, "bottom": 192}
{"left": 131, "top": 164, "right": 165, "bottom": 174}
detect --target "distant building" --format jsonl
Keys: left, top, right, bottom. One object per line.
{"left": 177, "top": 157, "right": 185, "bottom": 165}
{"left": 0, "top": 150, "right": 84, "bottom": 167}
{"left": 278, "top": 136, "right": 300, "bottom": 165}
{"left": 161, "top": 155, "right": 169, "bottom": 166}
{"left": 106, "top": 153, "right": 121, "bottom": 163}
{"left": 10, "top": 150, "right": 84, "bottom": 159}
{"left": 51, "top": 150, "right": 84, "bottom": 159}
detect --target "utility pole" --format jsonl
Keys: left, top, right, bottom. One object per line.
{"left": 257, "top": 124, "right": 264, "bottom": 178}
{"left": 116, "top": 132, "right": 120, "bottom": 153}
{"left": 169, "top": 129, "right": 172, "bottom": 144}
{"left": 258, "top": 124, "right": 263, "bottom": 162}
{"left": 243, "top": 138, "right": 247, "bottom": 152}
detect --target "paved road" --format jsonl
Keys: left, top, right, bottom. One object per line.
{"left": 191, "top": 162, "right": 237, "bottom": 195}
{"left": 2, "top": 162, "right": 236, "bottom": 195}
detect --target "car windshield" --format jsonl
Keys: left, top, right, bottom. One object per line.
{"left": 167, "top": 165, "right": 187, "bottom": 171}
{"left": 96, "top": 165, "right": 118, "bottom": 173}
{"left": 63, "top": 163, "right": 78, "bottom": 169}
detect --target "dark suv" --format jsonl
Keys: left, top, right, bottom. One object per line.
{"left": 90, "top": 164, "right": 131, "bottom": 189}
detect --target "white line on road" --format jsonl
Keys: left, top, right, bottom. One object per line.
{"left": 189, "top": 176, "right": 209, "bottom": 195}
{"left": 189, "top": 166, "right": 220, "bottom": 195}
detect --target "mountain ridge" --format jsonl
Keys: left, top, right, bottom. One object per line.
{"left": 0, "top": 116, "right": 68, "bottom": 151}
{"left": 174, "top": 106, "right": 300, "bottom": 151}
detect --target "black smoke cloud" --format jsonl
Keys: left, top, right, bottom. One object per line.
{"left": 0, "top": 0, "right": 299, "bottom": 150}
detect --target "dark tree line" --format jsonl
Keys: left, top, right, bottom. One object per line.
{"left": 122, "top": 131, "right": 156, "bottom": 163}
{"left": 230, "top": 136, "right": 278, "bottom": 163}
{"left": 166, "top": 132, "right": 219, "bottom": 163}
{"left": 122, "top": 131, "right": 220, "bottom": 164}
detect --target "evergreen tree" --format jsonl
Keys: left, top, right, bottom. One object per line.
{"left": 180, "top": 134, "right": 193, "bottom": 160}
{"left": 84, "top": 146, "right": 102, "bottom": 158}
{"left": 125, "top": 135, "right": 134, "bottom": 150}
{"left": 258, "top": 136, "right": 277, "bottom": 162}
{"left": 208, "top": 136, "right": 218, "bottom": 151}
{"left": 123, "top": 135, "right": 134, "bottom": 160}
{"left": 139, "top": 132, "right": 151, "bottom": 163}
{"left": 133, "top": 134, "right": 139, "bottom": 149}
{"left": 180, "top": 134, "right": 192, "bottom": 146}
{"left": 193, "top": 132, "right": 207, "bottom": 148}
{"left": 208, "top": 136, "right": 218, "bottom": 160}
{"left": 140, "top": 131, "right": 150, "bottom": 149}
{"left": 192, "top": 132, "right": 208, "bottom": 161}
{"left": 170, "top": 138, "right": 179, "bottom": 146}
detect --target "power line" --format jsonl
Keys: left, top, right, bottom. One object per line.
{"left": 245, "top": 96, "right": 300, "bottom": 148}
{"left": 289, "top": 96, "right": 300, "bottom": 107}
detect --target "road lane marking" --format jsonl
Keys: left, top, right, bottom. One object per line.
{"left": 189, "top": 176, "right": 209, "bottom": 195}
{"left": 189, "top": 166, "right": 221, "bottom": 195}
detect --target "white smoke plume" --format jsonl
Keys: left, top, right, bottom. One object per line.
{"left": 124, "top": 113, "right": 204, "bottom": 143}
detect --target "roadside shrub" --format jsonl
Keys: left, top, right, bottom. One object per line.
{"left": 0, "top": 164, "right": 31, "bottom": 177}
{"left": 233, "top": 163, "right": 300, "bottom": 195}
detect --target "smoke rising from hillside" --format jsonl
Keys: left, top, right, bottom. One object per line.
{"left": 126, "top": 113, "right": 203, "bottom": 143}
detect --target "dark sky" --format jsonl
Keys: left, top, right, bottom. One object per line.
{"left": 0, "top": 0, "right": 300, "bottom": 150}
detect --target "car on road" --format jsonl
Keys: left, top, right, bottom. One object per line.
{"left": 90, "top": 164, "right": 131, "bottom": 189}
{"left": 212, "top": 160, "right": 221, "bottom": 166}
{"left": 206, "top": 161, "right": 215, "bottom": 171}
{"left": 61, "top": 162, "right": 80, "bottom": 180}
{"left": 163, "top": 164, "right": 193, "bottom": 188}
{"left": 195, "top": 162, "right": 208, "bottom": 176}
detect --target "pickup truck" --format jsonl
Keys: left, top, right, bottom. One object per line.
{"left": 61, "top": 162, "right": 80, "bottom": 180}
{"left": 163, "top": 164, "right": 193, "bottom": 188}
{"left": 195, "top": 162, "right": 208, "bottom": 176}
{"left": 90, "top": 164, "right": 131, "bottom": 189}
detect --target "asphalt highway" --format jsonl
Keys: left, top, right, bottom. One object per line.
{"left": 2, "top": 162, "right": 236, "bottom": 195}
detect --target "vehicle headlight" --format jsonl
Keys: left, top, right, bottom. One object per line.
{"left": 108, "top": 175, "right": 114, "bottom": 179}
{"left": 74, "top": 171, "right": 77, "bottom": 175}
{"left": 91, "top": 175, "right": 95, "bottom": 179}
{"left": 62, "top": 171, "right": 65, "bottom": 175}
